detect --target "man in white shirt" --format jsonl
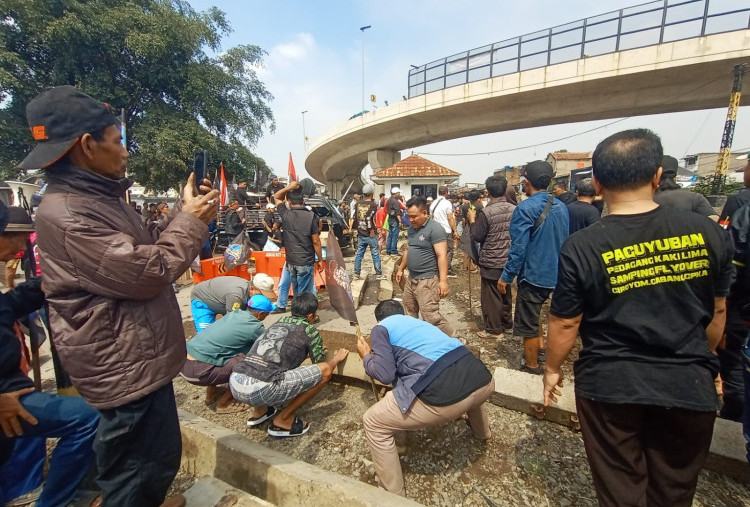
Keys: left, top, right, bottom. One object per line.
{"left": 429, "top": 186, "right": 459, "bottom": 278}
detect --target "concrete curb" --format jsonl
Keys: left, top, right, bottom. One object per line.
{"left": 179, "top": 410, "right": 422, "bottom": 507}
{"left": 184, "top": 477, "right": 275, "bottom": 507}
{"left": 490, "top": 367, "right": 748, "bottom": 482}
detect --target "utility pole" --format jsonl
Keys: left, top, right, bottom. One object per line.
{"left": 360, "top": 25, "right": 371, "bottom": 114}
{"left": 713, "top": 63, "right": 747, "bottom": 194}
{"left": 301, "top": 110, "right": 308, "bottom": 153}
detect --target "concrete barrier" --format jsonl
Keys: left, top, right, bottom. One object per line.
{"left": 184, "top": 477, "right": 275, "bottom": 507}
{"left": 490, "top": 367, "right": 748, "bottom": 482}
{"left": 179, "top": 410, "right": 422, "bottom": 507}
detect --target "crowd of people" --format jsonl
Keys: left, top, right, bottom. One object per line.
{"left": 1, "top": 85, "right": 748, "bottom": 507}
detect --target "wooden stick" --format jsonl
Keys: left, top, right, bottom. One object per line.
{"left": 355, "top": 323, "right": 381, "bottom": 402}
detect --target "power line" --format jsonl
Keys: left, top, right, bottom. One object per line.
{"left": 416, "top": 74, "right": 727, "bottom": 158}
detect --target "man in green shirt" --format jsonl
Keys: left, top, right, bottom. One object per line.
{"left": 181, "top": 295, "right": 274, "bottom": 413}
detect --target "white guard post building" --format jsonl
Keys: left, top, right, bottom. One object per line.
{"left": 371, "top": 154, "right": 459, "bottom": 199}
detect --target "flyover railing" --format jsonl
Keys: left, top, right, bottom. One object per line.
{"left": 407, "top": 0, "right": 750, "bottom": 98}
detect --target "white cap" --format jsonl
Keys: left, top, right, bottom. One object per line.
{"left": 362, "top": 183, "right": 374, "bottom": 195}
{"left": 266, "top": 203, "right": 276, "bottom": 209}
{"left": 391, "top": 186, "right": 401, "bottom": 194}
{"left": 252, "top": 272, "right": 274, "bottom": 291}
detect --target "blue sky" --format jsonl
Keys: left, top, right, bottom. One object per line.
{"left": 188, "top": 0, "right": 750, "bottom": 183}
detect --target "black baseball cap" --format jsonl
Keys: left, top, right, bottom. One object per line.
{"left": 661, "top": 155, "right": 679, "bottom": 177}
{"left": 0, "top": 201, "right": 34, "bottom": 234}
{"left": 522, "top": 160, "right": 554, "bottom": 189}
{"left": 19, "top": 85, "right": 120, "bottom": 170}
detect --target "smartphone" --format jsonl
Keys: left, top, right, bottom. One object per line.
{"left": 193, "top": 150, "right": 207, "bottom": 194}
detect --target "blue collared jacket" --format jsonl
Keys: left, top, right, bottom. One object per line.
{"left": 500, "top": 191, "right": 569, "bottom": 289}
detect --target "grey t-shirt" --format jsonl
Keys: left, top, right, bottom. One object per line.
{"left": 654, "top": 189, "right": 717, "bottom": 217}
{"left": 406, "top": 218, "right": 447, "bottom": 279}
{"left": 191, "top": 275, "right": 250, "bottom": 314}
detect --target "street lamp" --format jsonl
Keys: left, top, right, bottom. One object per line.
{"left": 360, "top": 25, "right": 371, "bottom": 114}
{"left": 301, "top": 110, "right": 308, "bottom": 153}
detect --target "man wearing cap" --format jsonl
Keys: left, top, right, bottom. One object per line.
{"left": 655, "top": 155, "right": 718, "bottom": 221}
{"left": 181, "top": 295, "right": 274, "bottom": 414}
{"left": 24, "top": 85, "right": 218, "bottom": 507}
{"left": 0, "top": 203, "right": 100, "bottom": 507}
{"left": 386, "top": 187, "right": 402, "bottom": 255}
{"left": 498, "top": 160, "right": 569, "bottom": 375}
{"left": 353, "top": 184, "right": 383, "bottom": 280}
{"left": 265, "top": 174, "right": 283, "bottom": 204}
{"left": 191, "top": 275, "right": 275, "bottom": 332}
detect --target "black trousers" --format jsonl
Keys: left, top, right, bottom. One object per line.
{"left": 719, "top": 300, "right": 747, "bottom": 420}
{"left": 480, "top": 276, "right": 513, "bottom": 334}
{"left": 576, "top": 396, "right": 715, "bottom": 507}
{"left": 94, "top": 382, "right": 182, "bottom": 507}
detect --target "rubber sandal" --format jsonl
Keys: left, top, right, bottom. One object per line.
{"left": 5, "top": 484, "right": 43, "bottom": 506}
{"left": 247, "top": 406, "right": 277, "bottom": 427}
{"left": 267, "top": 416, "right": 310, "bottom": 437}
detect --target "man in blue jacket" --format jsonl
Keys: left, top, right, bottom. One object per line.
{"left": 498, "top": 161, "right": 569, "bottom": 374}
{"left": 358, "top": 300, "right": 494, "bottom": 496}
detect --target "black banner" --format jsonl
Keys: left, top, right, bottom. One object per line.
{"left": 325, "top": 233, "right": 358, "bottom": 324}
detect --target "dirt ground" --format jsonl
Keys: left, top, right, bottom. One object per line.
{"left": 173, "top": 249, "right": 750, "bottom": 507}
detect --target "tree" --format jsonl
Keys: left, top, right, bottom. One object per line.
{"left": 0, "top": 0, "right": 275, "bottom": 191}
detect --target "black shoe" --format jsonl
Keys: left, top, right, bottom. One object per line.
{"left": 272, "top": 307, "right": 287, "bottom": 314}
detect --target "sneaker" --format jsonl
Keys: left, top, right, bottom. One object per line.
{"left": 520, "top": 364, "right": 543, "bottom": 375}
{"left": 353, "top": 274, "right": 361, "bottom": 281}
{"left": 271, "top": 307, "right": 287, "bottom": 314}
{"left": 375, "top": 274, "right": 386, "bottom": 280}
{"left": 447, "top": 272, "right": 458, "bottom": 278}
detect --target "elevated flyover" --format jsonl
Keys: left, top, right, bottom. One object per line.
{"left": 306, "top": 0, "right": 750, "bottom": 195}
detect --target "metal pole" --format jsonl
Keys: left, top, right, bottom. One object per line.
{"left": 360, "top": 25, "right": 371, "bottom": 113}
{"left": 301, "top": 110, "right": 308, "bottom": 153}
{"left": 713, "top": 64, "right": 747, "bottom": 194}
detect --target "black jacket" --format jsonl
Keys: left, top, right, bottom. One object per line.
{"left": 225, "top": 209, "right": 244, "bottom": 236}
{"left": 0, "top": 277, "right": 45, "bottom": 394}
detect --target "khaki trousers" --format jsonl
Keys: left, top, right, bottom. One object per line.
{"left": 363, "top": 379, "right": 495, "bottom": 496}
{"left": 403, "top": 275, "right": 456, "bottom": 336}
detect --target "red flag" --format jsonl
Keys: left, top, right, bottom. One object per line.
{"left": 219, "top": 163, "right": 229, "bottom": 207}
{"left": 288, "top": 153, "right": 297, "bottom": 182}
{"left": 325, "top": 233, "right": 358, "bottom": 324}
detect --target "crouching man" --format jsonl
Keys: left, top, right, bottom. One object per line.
{"left": 181, "top": 295, "right": 275, "bottom": 413}
{"left": 191, "top": 274, "right": 276, "bottom": 331}
{"left": 358, "top": 300, "right": 495, "bottom": 496}
{"left": 229, "top": 292, "right": 348, "bottom": 436}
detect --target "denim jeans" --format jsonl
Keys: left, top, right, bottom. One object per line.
{"left": 0, "top": 391, "right": 99, "bottom": 507}
{"left": 276, "top": 263, "right": 316, "bottom": 309}
{"left": 387, "top": 220, "right": 400, "bottom": 254}
{"left": 354, "top": 235, "right": 382, "bottom": 275}
{"left": 95, "top": 382, "right": 181, "bottom": 507}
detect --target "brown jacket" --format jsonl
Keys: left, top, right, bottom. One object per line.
{"left": 36, "top": 164, "right": 208, "bottom": 409}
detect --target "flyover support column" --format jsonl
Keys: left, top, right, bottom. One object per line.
{"left": 368, "top": 149, "right": 401, "bottom": 173}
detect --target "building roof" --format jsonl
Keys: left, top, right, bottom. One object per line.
{"left": 547, "top": 151, "right": 592, "bottom": 161}
{"left": 372, "top": 154, "right": 460, "bottom": 179}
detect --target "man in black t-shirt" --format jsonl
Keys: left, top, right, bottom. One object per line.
{"left": 353, "top": 184, "right": 382, "bottom": 279}
{"left": 544, "top": 129, "right": 734, "bottom": 506}
{"left": 553, "top": 183, "right": 577, "bottom": 205}
{"left": 265, "top": 175, "right": 284, "bottom": 203}
{"left": 717, "top": 157, "right": 750, "bottom": 422}
{"left": 272, "top": 181, "right": 323, "bottom": 313}
{"left": 566, "top": 178, "right": 600, "bottom": 234}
